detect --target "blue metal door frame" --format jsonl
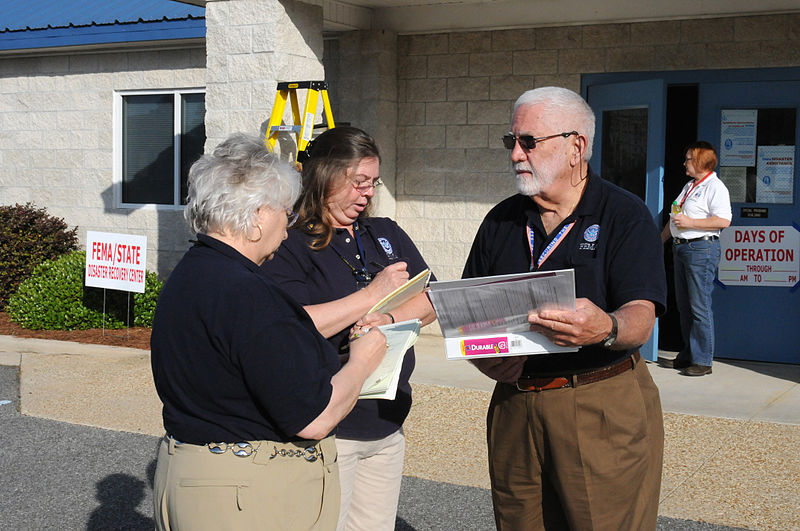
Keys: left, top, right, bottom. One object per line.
{"left": 584, "top": 79, "right": 666, "bottom": 361}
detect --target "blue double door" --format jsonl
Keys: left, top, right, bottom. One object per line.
{"left": 584, "top": 72, "right": 800, "bottom": 364}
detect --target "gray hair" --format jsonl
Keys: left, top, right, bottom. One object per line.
{"left": 185, "top": 133, "right": 301, "bottom": 236}
{"left": 513, "top": 87, "right": 595, "bottom": 161}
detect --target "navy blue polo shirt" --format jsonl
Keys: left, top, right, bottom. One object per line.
{"left": 262, "top": 217, "right": 433, "bottom": 440}
{"left": 463, "top": 169, "right": 666, "bottom": 374}
{"left": 151, "top": 233, "right": 340, "bottom": 445}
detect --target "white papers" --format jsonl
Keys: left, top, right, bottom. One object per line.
{"left": 358, "top": 319, "right": 421, "bottom": 400}
{"left": 720, "top": 109, "right": 757, "bottom": 166}
{"left": 756, "top": 145, "right": 794, "bottom": 204}
{"left": 718, "top": 166, "right": 747, "bottom": 203}
{"left": 427, "top": 269, "right": 578, "bottom": 359}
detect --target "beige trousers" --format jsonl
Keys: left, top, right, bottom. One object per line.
{"left": 335, "top": 429, "right": 406, "bottom": 531}
{"left": 153, "top": 435, "right": 339, "bottom": 530}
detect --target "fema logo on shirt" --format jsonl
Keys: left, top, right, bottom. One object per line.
{"left": 378, "top": 237, "right": 394, "bottom": 257}
{"left": 579, "top": 224, "right": 599, "bottom": 250}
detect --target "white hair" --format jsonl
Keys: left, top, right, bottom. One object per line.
{"left": 185, "top": 133, "right": 301, "bottom": 236}
{"left": 513, "top": 87, "right": 595, "bottom": 161}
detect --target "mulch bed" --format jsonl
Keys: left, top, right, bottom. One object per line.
{"left": 0, "top": 311, "right": 151, "bottom": 350}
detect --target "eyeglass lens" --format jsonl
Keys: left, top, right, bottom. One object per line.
{"left": 352, "top": 178, "right": 382, "bottom": 192}
{"left": 502, "top": 134, "right": 536, "bottom": 150}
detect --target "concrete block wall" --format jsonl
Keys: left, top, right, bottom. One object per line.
{"left": 395, "top": 13, "right": 800, "bottom": 282}
{"left": 204, "top": 0, "right": 325, "bottom": 159}
{"left": 0, "top": 47, "right": 206, "bottom": 276}
{"left": 324, "top": 30, "right": 398, "bottom": 219}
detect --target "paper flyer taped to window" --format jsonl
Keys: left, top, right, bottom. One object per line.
{"left": 427, "top": 269, "right": 578, "bottom": 360}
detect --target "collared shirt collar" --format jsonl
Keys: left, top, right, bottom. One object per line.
{"left": 195, "top": 233, "right": 262, "bottom": 275}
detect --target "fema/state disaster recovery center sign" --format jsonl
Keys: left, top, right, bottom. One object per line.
{"left": 85, "top": 231, "right": 147, "bottom": 293}
{"left": 718, "top": 226, "right": 800, "bottom": 288}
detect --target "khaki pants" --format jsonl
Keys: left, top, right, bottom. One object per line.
{"left": 153, "top": 435, "right": 339, "bottom": 530}
{"left": 335, "top": 429, "right": 405, "bottom": 531}
{"left": 487, "top": 358, "right": 664, "bottom": 530}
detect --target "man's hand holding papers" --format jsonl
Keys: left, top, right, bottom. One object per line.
{"left": 427, "top": 269, "right": 580, "bottom": 360}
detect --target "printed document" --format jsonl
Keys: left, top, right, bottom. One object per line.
{"left": 427, "top": 269, "right": 578, "bottom": 359}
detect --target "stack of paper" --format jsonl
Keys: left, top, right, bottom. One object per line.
{"left": 427, "top": 269, "right": 578, "bottom": 360}
{"left": 358, "top": 319, "right": 422, "bottom": 400}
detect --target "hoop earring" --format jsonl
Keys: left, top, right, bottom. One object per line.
{"left": 247, "top": 224, "right": 263, "bottom": 243}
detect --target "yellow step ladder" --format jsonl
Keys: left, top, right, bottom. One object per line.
{"left": 265, "top": 80, "right": 335, "bottom": 161}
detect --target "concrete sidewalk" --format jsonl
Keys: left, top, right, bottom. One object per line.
{"left": 2, "top": 333, "right": 799, "bottom": 529}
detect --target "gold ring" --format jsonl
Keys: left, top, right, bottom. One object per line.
{"left": 385, "top": 343, "right": 390, "bottom": 349}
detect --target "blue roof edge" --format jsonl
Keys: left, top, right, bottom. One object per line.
{"left": 0, "top": 17, "right": 205, "bottom": 51}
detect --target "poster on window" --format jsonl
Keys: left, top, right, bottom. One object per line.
{"left": 718, "top": 166, "right": 747, "bottom": 203}
{"left": 756, "top": 145, "right": 794, "bottom": 204}
{"left": 85, "top": 231, "right": 148, "bottom": 293}
{"left": 720, "top": 109, "right": 757, "bottom": 166}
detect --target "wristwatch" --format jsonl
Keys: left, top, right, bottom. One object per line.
{"left": 601, "top": 313, "right": 618, "bottom": 348}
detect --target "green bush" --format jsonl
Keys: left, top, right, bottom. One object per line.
{"left": 0, "top": 203, "right": 79, "bottom": 309}
{"left": 7, "top": 251, "right": 163, "bottom": 330}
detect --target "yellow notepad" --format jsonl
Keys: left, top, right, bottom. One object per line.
{"left": 367, "top": 268, "right": 431, "bottom": 315}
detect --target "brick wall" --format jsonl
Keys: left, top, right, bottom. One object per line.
{"left": 204, "top": 0, "right": 324, "bottom": 152}
{"left": 395, "top": 14, "right": 800, "bottom": 282}
{"left": 324, "top": 30, "right": 398, "bottom": 219}
{"left": 0, "top": 48, "right": 206, "bottom": 275}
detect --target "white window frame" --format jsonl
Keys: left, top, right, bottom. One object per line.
{"left": 112, "top": 88, "right": 205, "bottom": 210}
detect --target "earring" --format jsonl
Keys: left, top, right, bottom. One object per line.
{"left": 247, "top": 225, "right": 263, "bottom": 243}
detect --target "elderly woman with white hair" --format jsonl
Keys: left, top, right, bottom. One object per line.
{"left": 150, "top": 133, "right": 386, "bottom": 530}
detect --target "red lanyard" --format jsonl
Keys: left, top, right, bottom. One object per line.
{"left": 679, "top": 171, "right": 712, "bottom": 209}
{"left": 527, "top": 221, "right": 575, "bottom": 270}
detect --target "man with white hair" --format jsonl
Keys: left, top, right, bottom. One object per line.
{"left": 463, "top": 87, "right": 666, "bottom": 530}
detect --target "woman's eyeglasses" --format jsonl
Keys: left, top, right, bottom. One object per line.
{"left": 285, "top": 209, "right": 299, "bottom": 228}
{"left": 350, "top": 177, "right": 383, "bottom": 193}
{"left": 502, "top": 131, "right": 578, "bottom": 151}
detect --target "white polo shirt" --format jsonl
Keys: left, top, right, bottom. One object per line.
{"left": 669, "top": 172, "right": 732, "bottom": 240}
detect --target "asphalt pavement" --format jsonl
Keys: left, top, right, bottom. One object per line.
{"left": 2, "top": 337, "right": 782, "bottom": 530}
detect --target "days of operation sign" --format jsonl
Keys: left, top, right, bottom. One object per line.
{"left": 718, "top": 226, "right": 799, "bottom": 287}
{"left": 85, "top": 231, "right": 148, "bottom": 293}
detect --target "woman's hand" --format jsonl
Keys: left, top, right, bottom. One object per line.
{"left": 348, "top": 327, "right": 387, "bottom": 376}
{"left": 297, "top": 328, "right": 387, "bottom": 440}
{"left": 357, "top": 312, "right": 393, "bottom": 328}
{"left": 348, "top": 313, "right": 392, "bottom": 341}
{"left": 364, "top": 262, "right": 409, "bottom": 300}
{"left": 671, "top": 213, "right": 693, "bottom": 230}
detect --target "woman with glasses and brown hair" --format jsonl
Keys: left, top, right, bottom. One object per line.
{"left": 660, "top": 141, "right": 732, "bottom": 376}
{"left": 262, "top": 126, "right": 436, "bottom": 531}
{"left": 151, "top": 133, "right": 388, "bottom": 530}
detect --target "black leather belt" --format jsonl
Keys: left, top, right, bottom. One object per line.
{"left": 673, "top": 235, "right": 719, "bottom": 245}
{"left": 516, "top": 351, "right": 640, "bottom": 392}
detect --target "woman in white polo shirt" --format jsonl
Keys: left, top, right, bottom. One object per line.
{"left": 660, "top": 141, "right": 732, "bottom": 376}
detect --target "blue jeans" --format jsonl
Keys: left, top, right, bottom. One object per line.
{"left": 672, "top": 239, "right": 721, "bottom": 366}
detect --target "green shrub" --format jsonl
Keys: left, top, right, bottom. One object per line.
{"left": 0, "top": 203, "right": 79, "bottom": 309}
{"left": 7, "top": 251, "right": 163, "bottom": 330}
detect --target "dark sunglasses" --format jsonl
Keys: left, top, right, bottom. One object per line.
{"left": 502, "top": 131, "right": 578, "bottom": 150}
